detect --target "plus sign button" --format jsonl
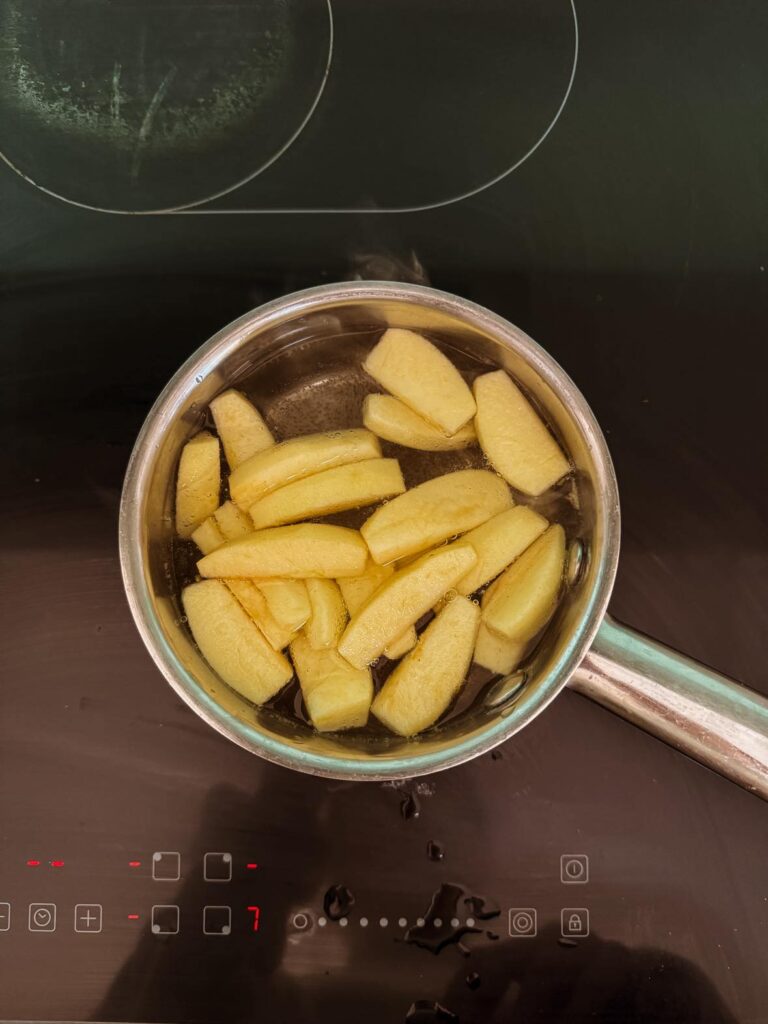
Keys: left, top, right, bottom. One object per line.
{"left": 74, "top": 904, "right": 102, "bottom": 933}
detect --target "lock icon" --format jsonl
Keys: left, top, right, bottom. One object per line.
{"left": 561, "top": 908, "right": 589, "bottom": 938}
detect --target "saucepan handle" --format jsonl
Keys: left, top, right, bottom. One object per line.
{"left": 569, "top": 616, "right": 768, "bottom": 800}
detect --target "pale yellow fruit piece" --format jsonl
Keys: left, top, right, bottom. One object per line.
{"left": 175, "top": 432, "right": 221, "bottom": 538}
{"left": 364, "top": 328, "right": 476, "bottom": 435}
{"left": 483, "top": 525, "right": 566, "bottom": 641}
{"left": 229, "top": 429, "right": 381, "bottom": 510}
{"left": 362, "top": 394, "right": 476, "bottom": 451}
{"left": 182, "top": 580, "right": 292, "bottom": 704}
{"left": 361, "top": 469, "right": 512, "bottom": 565}
{"left": 449, "top": 505, "right": 549, "bottom": 595}
{"left": 197, "top": 524, "right": 369, "bottom": 580}
{"left": 214, "top": 500, "right": 252, "bottom": 541}
{"left": 290, "top": 635, "right": 372, "bottom": 732}
{"left": 191, "top": 517, "right": 226, "bottom": 555}
{"left": 304, "top": 578, "right": 348, "bottom": 650}
{"left": 473, "top": 622, "right": 526, "bottom": 675}
{"left": 338, "top": 545, "right": 477, "bottom": 669}
{"left": 474, "top": 370, "right": 570, "bottom": 496}
{"left": 382, "top": 628, "right": 417, "bottom": 660}
{"left": 256, "top": 579, "right": 311, "bottom": 632}
{"left": 248, "top": 458, "right": 405, "bottom": 529}
{"left": 225, "top": 579, "right": 295, "bottom": 650}
{"left": 372, "top": 595, "right": 480, "bottom": 736}
{"left": 209, "top": 389, "right": 274, "bottom": 469}
{"left": 337, "top": 563, "right": 415, "bottom": 659}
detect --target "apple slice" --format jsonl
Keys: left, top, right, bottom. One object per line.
{"left": 382, "top": 628, "right": 417, "bottom": 660}
{"left": 371, "top": 595, "right": 480, "bottom": 736}
{"left": 214, "top": 500, "right": 252, "bottom": 541}
{"left": 248, "top": 458, "right": 405, "bottom": 530}
{"left": 182, "top": 580, "right": 292, "bottom": 703}
{"left": 363, "top": 328, "right": 476, "bottom": 435}
{"left": 362, "top": 394, "right": 476, "bottom": 451}
{"left": 473, "top": 370, "right": 570, "bottom": 496}
{"left": 175, "top": 431, "right": 221, "bottom": 538}
{"left": 229, "top": 429, "right": 381, "bottom": 510}
{"left": 191, "top": 517, "right": 226, "bottom": 555}
{"left": 337, "top": 562, "right": 416, "bottom": 660}
{"left": 225, "top": 579, "right": 295, "bottom": 650}
{"left": 338, "top": 544, "right": 477, "bottom": 669}
{"left": 304, "top": 578, "right": 348, "bottom": 650}
{"left": 197, "top": 524, "right": 369, "bottom": 580}
{"left": 361, "top": 469, "right": 512, "bottom": 564}
{"left": 473, "top": 623, "right": 526, "bottom": 675}
{"left": 483, "top": 525, "right": 566, "bottom": 641}
{"left": 290, "top": 635, "right": 372, "bottom": 732}
{"left": 449, "top": 505, "right": 549, "bottom": 595}
{"left": 209, "top": 389, "right": 274, "bottom": 469}
{"left": 256, "top": 579, "right": 311, "bottom": 632}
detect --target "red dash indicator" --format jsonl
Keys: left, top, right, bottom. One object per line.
{"left": 247, "top": 906, "right": 261, "bottom": 932}
{"left": 127, "top": 914, "right": 140, "bottom": 921}
{"left": 50, "top": 860, "right": 64, "bottom": 868}
{"left": 128, "top": 861, "right": 141, "bottom": 868}
{"left": 26, "top": 859, "right": 41, "bottom": 867}
{"left": 246, "top": 863, "right": 258, "bottom": 870}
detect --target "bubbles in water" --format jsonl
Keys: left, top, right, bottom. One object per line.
{"left": 195, "top": 375, "right": 204, "bottom": 384}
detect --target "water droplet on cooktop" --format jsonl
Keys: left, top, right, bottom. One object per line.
{"left": 401, "top": 791, "right": 420, "bottom": 820}
{"left": 465, "top": 971, "right": 481, "bottom": 991}
{"left": 405, "top": 1001, "right": 459, "bottom": 1024}
{"left": 427, "top": 840, "right": 444, "bottom": 862}
{"left": 322, "top": 884, "right": 354, "bottom": 922}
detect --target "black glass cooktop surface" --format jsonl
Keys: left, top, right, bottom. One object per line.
{"left": 1, "top": 1, "right": 767, "bottom": 1022}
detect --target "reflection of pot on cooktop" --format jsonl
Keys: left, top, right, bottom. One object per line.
{"left": 0, "top": 0, "right": 577, "bottom": 213}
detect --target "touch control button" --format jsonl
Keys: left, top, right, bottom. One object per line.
{"left": 152, "top": 852, "right": 181, "bottom": 881}
{"left": 204, "top": 852, "right": 232, "bottom": 882}
{"left": 29, "top": 903, "right": 56, "bottom": 932}
{"left": 203, "top": 906, "right": 231, "bottom": 935}
{"left": 151, "top": 905, "right": 179, "bottom": 935}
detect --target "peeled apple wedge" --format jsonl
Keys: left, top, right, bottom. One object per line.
{"left": 483, "top": 525, "right": 566, "bottom": 642}
{"left": 248, "top": 458, "right": 405, "bottom": 529}
{"left": 364, "top": 329, "right": 476, "bottom": 435}
{"left": 371, "top": 595, "right": 480, "bottom": 736}
{"left": 304, "top": 578, "right": 348, "bottom": 650}
{"left": 175, "top": 432, "right": 221, "bottom": 538}
{"left": 473, "top": 623, "right": 526, "bottom": 675}
{"left": 290, "top": 635, "right": 372, "bottom": 732}
{"left": 338, "top": 544, "right": 477, "bottom": 669}
{"left": 448, "top": 505, "right": 549, "bottom": 595}
{"left": 256, "top": 579, "right": 311, "bottom": 632}
{"left": 225, "top": 579, "right": 295, "bottom": 650}
{"left": 361, "top": 469, "right": 512, "bottom": 565}
{"left": 229, "top": 429, "right": 381, "bottom": 510}
{"left": 197, "top": 524, "right": 369, "bottom": 580}
{"left": 362, "top": 394, "right": 476, "bottom": 451}
{"left": 214, "top": 500, "right": 252, "bottom": 541}
{"left": 191, "top": 517, "right": 226, "bottom": 555}
{"left": 337, "top": 562, "right": 416, "bottom": 660}
{"left": 473, "top": 370, "right": 570, "bottom": 496}
{"left": 209, "top": 389, "right": 274, "bottom": 469}
{"left": 182, "top": 580, "right": 292, "bottom": 704}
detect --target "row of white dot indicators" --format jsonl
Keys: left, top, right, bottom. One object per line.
{"left": 308, "top": 916, "right": 477, "bottom": 928}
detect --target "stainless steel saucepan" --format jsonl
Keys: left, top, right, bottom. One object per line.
{"left": 119, "top": 282, "right": 768, "bottom": 795}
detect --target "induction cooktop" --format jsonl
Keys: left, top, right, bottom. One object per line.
{"left": 1, "top": 1, "right": 767, "bottom": 1022}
